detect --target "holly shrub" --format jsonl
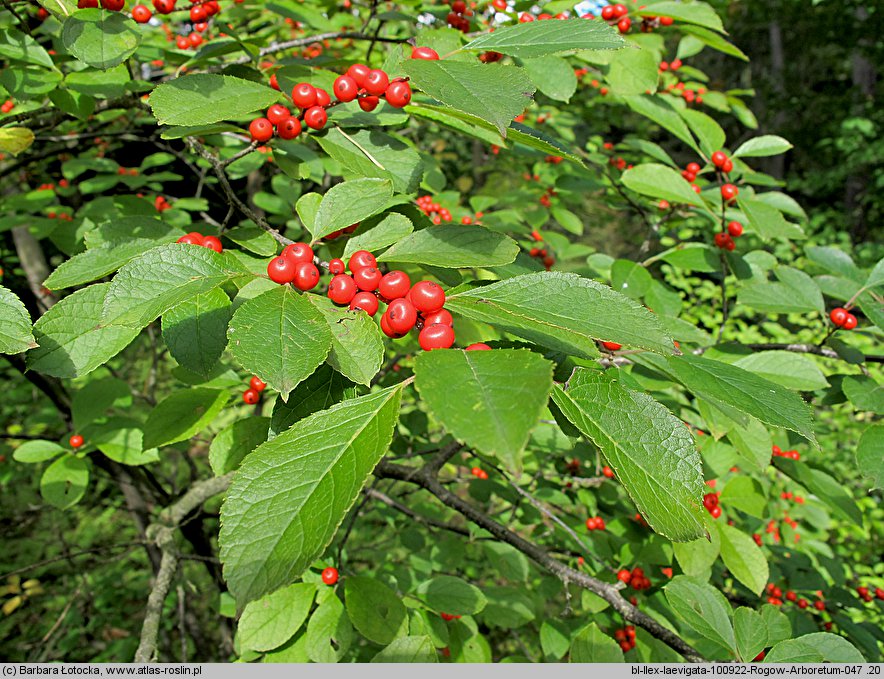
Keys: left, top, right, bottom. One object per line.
{"left": 0, "top": 0, "right": 882, "bottom": 665}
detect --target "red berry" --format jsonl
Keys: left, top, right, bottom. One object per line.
{"left": 350, "top": 292, "right": 379, "bottom": 316}
{"left": 277, "top": 116, "right": 302, "bottom": 140}
{"left": 875, "top": 588, "right": 884, "bottom": 600}
{"left": 177, "top": 232, "right": 204, "bottom": 246}
{"left": 829, "top": 307, "right": 848, "bottom": 326}
{"left": 411, "top": 46, "right": 440, "bottom": 60}
{"left": 686, "top": 162, "right": 701, "bottom": 174}
{"left": 720, "top": 184, "right": 738, "bottom": 202}
{"left": 710, "top": 506, "right": 722, "bottom": 518}
{"left": 321, "top": 567, "right": 339, "bottom": 585}
{"left": 329, "top": 258, "right": 345, "bottom": 275}
{"left": 267, "top": 104, "right": 291, "bottom": 126}
{"left": 291, "top": 83, "right": 318, "bottom": 109}
{"left": 814, "top": 600, "right": 825, "bottom": 611}
{"left": 380, "top": 312, "right": 406, "bottom": 339}
{"left": 423, "top": 309, "right": 453, "bottom": 327}
{"left": 786, "top": 591, "right": 797, "bottom": 602}
{"left": 101, "top": 0, "right": 125, "bottom": 9}
{"left": 378, "top": 270, "right": 411, "bottom": 300}
{"left": 293, "top": 262, "right": 320, "bottom": 291}
{"left": 267, "top": 256, "right": 297, "bottom": 284}
{"left": 188, "top": 33, "right": 203, "bottom": 48}
{"left": 315, "top": 89, "right": 331, "bottom": 107}
{"left": 333, "top": 75, "right": 359, "bottom": 102}
{"left": 69, "top": 434, "right": 84, "bottom": 448}
{"left": 348, "top": 250, "right": 377, "bottom": 272}
{"left": 243, "top": 388, "right": 260, "bottom": 405}
{"left": 176, "top": 36, "right": 189, "bottom": 50}
{"left": 611, "top": 3, "right": 627, "bottom": 17}
{"left": 798, "top": 599, "right": 808, "bottom": 609}
{"left": 466, "top": 343, "right": 491, "bottom": 351}
{"left": 152, "top": 0, "right": 174, "bottom": 12}
{"left": 601, "top": 341, "right": 622, "bottom": 351}
{"left": 601, "top": 5, "right": 614, "bottom": 19}
{"left": 842, "top": 313, "right": 857, "bottom": 330}
{"left": 190, "top": 4, "right": 207, "bottom": 21}
{"left": 132, "top": 4, "right": 152, "bottom": 22}
{"left": 328, "top": 274, "right": 358, "bottom": 305}
{"left": 358, "top": 96, "right": 380, "bottom": 112}
{"left": 353, "top": 266, "right": 382, "bottom": 292}
{"left": 363, "top": 70, "right": 390, "bottom": 96}
{"left": 79, "top": 0, "right": 99, "bottom": 6}
{"left": 282, "top": 242, "right": 314, "bottom": 263}
{"left": 617, "top": 17, "right": 631, "bottom": 32}
{"left": 727, "top": 221, "right": 743, "bottom": 237}
{"left": 410, "top": 281, "right": 446, "bottom": 314}
{"left": 602, "top": 466, "right": 615, "bottom": 478}
{"left": 721, "top": 158, "right": 734, "bottom": 173}
{"left": 385, "top": 81, "right": 412, "bottom": 108}
{"left": 711, "top": 151, "right": 728, "bottom": 167}
{"left": 249, "top": 118, "right": 273, "bottom": 142}
{"left": 387, "top": 298, "right": 418, "bottom": 334}
{"left": 303, "top": 106, "right": 327, "bottom": 130}
{"left": 617, "top": 569, "right": 631, "bottom": 583}
{"left": 250, "top": 376, "right": 266, "bottom": 392}
{"left": 347, "top": 63, "right": 371, "bottom": 87}
{"left": 202, "top": 236, "right": 223, "bottom": 253}
{"left": 419, "top": 323, "right": 455, "bottom": 351}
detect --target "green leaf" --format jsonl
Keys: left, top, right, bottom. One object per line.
{"left": 732, "top": 351, "right": 829, "bottom": 391}
{"left": 414, "top": 349, "right": 553, "bottom": 474}
{"left": 657, "top": 243, "right": 721, "bottom": 273}
{"left": 765, "top": 633, "right": 864, "bottom": 663}
{"left": 570, "top": 623, "right": 624, "bottom": 663}
{"left": 638, "top": 1, "right": 724, "bottom": 32}
{"left": 664, "top": 576, "right": 735, "bottom": 652}
{"left": 102, "top": 244, "right": 249, "bottom": 328}
{"left": 621, "top": 163, "right": 706, "bottom": 208}
{"left": 238, "top": 583, "right": 316, "bottom": 652}
{"left": 28, "top": 283, "right": 139, "bottom": 379}
{"left": 220, "top": 385, "right": 403, "bottom": 604}
{"left": 149, "top": 74, "right": 281, "bottom": 126}
{"left": 13, "top": 440, "right": 65, "bottom": 464}
{"left": 0, "top": 285, "right": 36, "bottom": 354}
{"left": 345, "top": 576, "right": 407, "bottom": 645}
{"left": 865, "top": 256, "right": 884, "bottom": 288}
{"left": 311, "top": 179, "right": 393, "bottom": 241}
{"left": 610, "top": 259, "right": 653, "bottom": 299}
{"left": 62, "top": 9, "right": 142, "bottom": 70}
{"left": 269, "top": 365, "right": 357, "bottom": 436}
{"left": 624, "top": 94, "right": 698, "bottom": 151}
{"left": 44, "top": 239, "right": 162, "bottom": 290}
{"left": 162, "top": 288, "right": 232, "bottom": 379}
{"left": 209, "top": 417, "right": 270, "bottom": 476}
{"left": 550, "top": 206, "right": 583, "bottom": 236}
{"left": 90, "top": 419, "right": 158, "bottom": 466}
{"left": 446, "top": 272, "right": 673, "bottom": 358}
{"left": 680, "top": 109, "right": 725, "bottom": 157}
{"left": 462, "top": 17, "right": 624, "bottom": 58}
{"left": 227, "top": 287, "right": 332, "bottom": 400}
{"left": 663, "top": 354, "right": 817, "bottom": 445}
{"left": 734, "top": 607, "right": 768, "bottom": 662}
{"left": 552, "top": 370, "right": 705, "bottom": 541}
{"left": 404, "top": 60, "right": 535, "bottom": 135}
{"left": 524, "top": 56, "right": 578, "bottom": 102}
{"left": 377, "top": 225, "right": 519, "bottom": 269}
{"left": 40, "top": 455, "right": 89, "bottom": 509}
{"left": 142, "top": 388, "right": 229, "bottom": 449}
{"left": 673, "top": 528, "right": 720, "bottom": 577}
{"left": 773, "top": 458, "right": 863, "bottom": 525}
{"left": 71, "top": 376, "right": 131, "bottom": 429}
{"left": 719, "top": 476, "right": 766, "bottom": 518}
{"left": 372, "top": 636, "right": 437, "bottom": 663}
{"left": 679, "top": 25, "right": 748, "bottom": 61}
{"left": 0, "top": 127, "right": 36, "bottom": 156}
{"left": 760, "top": 604, "right": 791, "bottom": 645}
{"left": 736, "top": 197, "right": 805, "bottom": 241}
{"left": 417, "top": 576, "right": 487, "bottom": 616}
{"left": 842, "top": 375, "right": 884, "bottom": 414}
{"left": 717, "top": 524, "right": 768, "bottom": 596}
{"left": 733, "top": 135, "right": 793, "bottom": 158}
{"left": 738, "top": 266, "right": 823, "bottom": 315}
{"left": 0, "top": 27, "right": 54, "bottom": 68}
{"left": 305, "top": 596, "right": 353, "bottom": 663}
{"left": 308, "top": 296, "right": 385, "bottom": 386}
{"left": 315, "top": 129, "right": 423, "bottom": 194}
{"left": 343, "top": 213, "right": 414, "bottom": 259}
{"left": 857, "top": 424, "right": 883, "bottom": 489}
{"left": 605, "top": 46, "right": 659, "bottom": 96}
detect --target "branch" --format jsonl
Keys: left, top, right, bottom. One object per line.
{"left": 134, "top": 550, "right": 178, "bottom": 663}
{"left": 374, "top": 459, "right": 705, "bottom": 662}
{"left": 366, "top": 487, "right": 470, "bottom": 537}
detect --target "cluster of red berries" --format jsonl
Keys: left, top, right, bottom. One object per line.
{"left": 77, "top": 0, "right": 124, "bottom": 9}
{"left": 767, "top": 584, "right": 828, "bottom": 611}
{"left": 46, "top": 211, "right": 73, "bottom": 221}
{"left": 585, "top": 516, "right": 606, "bottom": 531}
{"left": 527, "top": 230, "right": 556, "bottom": 270}
{"left": 266, "top": 242, "right": 320, "bottom": 291}
{"left": 661, "top": 81, "right": 706, "bottom": 105}
{"left": 617, "top": 566, "right": 651, "bottom": 591}
{"left": 176, "top": 231, "right": 223, "bottom": 252}
{"left": 446, "top": 0, "right": 474, "bottom": 31}
{"left": 856, "top": 585, "right": 884, "bottom": 603}
{"left": 829, "top": 307, "right": 858, "bottom": 331}
{"left": 599, "top": 3, "right": 632, "bottom": 33}
{"left": 771, "top": 445, "right": 801, "bottom": 461}
{"left": 117, "top": 167, "right": 139, "bottom": 176}
{"left": 154, "top": 195, "right": 172, "bottom": 211}
{"left": 415, "top": 195, "right": 452, "bottom": 223}
{"left": 702, "top": 491, "right": 722, "bottom": 518}
{"left": 780, "top": 491, "right": 805, "bottom": 504}
{"left": 242, "top": 376, "right": 266, "bottom": 405}
{"left": 324, "top": 223, "right": 359, "bottom": 241}
{"left": 69, "top": 434, "right": 84, "bottom": 449}
{"left": 1, "top": 99, "right": 14, "bottom": 114}
{"left": 613, "top": 626, "right": 637, "bottom": 652}
{"left": 470, "top": 466, "right": 489, "bottom": 480}
{"left": 658, "top": 59, "right": 682, "bottom": 72}
{"left": 321, "top": 566, "right": 338, "bottom": 585}
{"left": 714, "top": 221, "right": 743, "bottom": 251}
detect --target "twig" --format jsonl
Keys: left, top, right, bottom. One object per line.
{"left": 176, "top": 584, "right": 187, "bottom": 662}
{"left": 366, "top": 488, "right": 470, "bottom": 536}
{"left": 134, "top": 550, "right": 178, "bottom": 663}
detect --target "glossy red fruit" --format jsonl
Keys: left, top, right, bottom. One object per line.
{"left": 411, "top": 46, "right": 440, "bottom": 60}
{"left": 363, "top": 70, "right": 390, "bottom": 96}
{"left": 842, "top": 313, "right": 857, "bottom": 330}
{"left": 829, "top": 307, "right": 848, "bottom": 326}
{"left": 409, "top": 280, "right": 446, "bottom": 313}
{"left": 466, "top": 343, "right": 491, "bottom": 351}
{"left": 419, "top": 323, "right": 455, "bottom": 350}
{"left": 242, "top": 388, "right": 260, "bottom": 405}
{"left": 349, "top": 292, "right": 379, "bottom": 316}
{"left": 321, "top": 567, "right": 339, "bottom": 585}
{"left": 329, "top": 258, "right": 345, "bottom": 275}
{"left": 101, "top": 0, "right": 125, "bottom": 9}
{"left": 293, "top": 262, "right": 320, "bottom": 291}
{"left": 152, "top": 0, "right": 174, "bottom": 13}
{"left": 814, "top": 600, "right": 825, "bottom": 611}
{"left": 385, "top": 81, "right": 411, "bottom": 108}
{"left": 132, "top": 5, "right": 152, "bottom": 22}
{"left": 303, "top": 106, "right": 327, "bottom": 130}
{"left": 711, "top": 150, "right": 728, "bottom": 167}
{"left": 423, "top": 309, "right": 453, "bottom": 327}
{"left": 602, "top": 466, "right": 615, "bottom": 478}
{"left": 328, "top": 274, "right": 358, "bottom": 305}
{"left": 353, "top": 266, "right": 382, "bottom": 292}
{"left": 282, "top": 242, "right": 314, "bottom": 263}
{"left": 601, "top": 5, "right": 614, "bottom": 19}
{"left": 358, "top": 96, "right": 380, "bottom": 112}
{"left": 798, "top": 599, "right": 808, "bottom": 609}
{"left": 176, "top": 36, "right": 189, "bottom": 50}
{"left": 267, "top": 256, "right": 297, "bottom": 284}
{"left": 190, "top": 4, "right": 207, "bottom": 21}
{"left": 202, "top": 236, "right": 223, "bottom": 253}
{"left": 380, "top": 312, "right": 406, "bottom": 339}
{"left": 727, "top": 220, "right": 743, "bottom": 237}
{"left": 177, "top": 232, "right": 204, "bottom": 246}
{"left": 315, "top": 89, "right": 331, "bottom": 107}
{"left": 617, "top": 569, "right": 631, "bottom": 583}
{"left": 249, "top": 118, "right": 273, "bottom": 142}
{"left": 188, "top": 33, "right": 203, "bottom": 48}
{"left": 601, "top": 341, "right": 622, "bottom": 351}
{"left": 378, "top": 271, "right": 411, "bottom": 300}
{"left": 267, "top": 104, "right": 291, "bottom": 126}
{"left": 721, "top": 158, "right": 734, "bottom": 173}
{"left": 333, "top": 75, "right": 359, "bottom": 102}
{"left": 387, "top": 298, "right": 418, "bottom": 334}
{"left": 710, "top": 506, "right": 722, "bottom": 518}
{"left": 720, "top": 183, "right": 738, "bottom": 202}
{"left": 617, "top": 17, "right": 631, "bottom": 32}
{"left": 686, "top": 162, "right": 701, "bottom": 174}
{"left": 611, "top": 3, "right": 627, "bottom": 17}
{"left": 347, "top": 63, "right": 371, "bottom": 87}
{"left": 277, "top": 116, "right": 302, "bottom": 140}
{"left": 79, "top": 0, "right": 99, "bottom": 6}
{"left": 292, "top": 83, "right": 318, "bottom": 109}
{"left": 69, "top": 434, "right": 84, "bottom": 448}
{"left": 348, "top": 250, "right": 377, "bottom": 272}
{"left": 250, "top": 376, "right": 266, "bottom": 392}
